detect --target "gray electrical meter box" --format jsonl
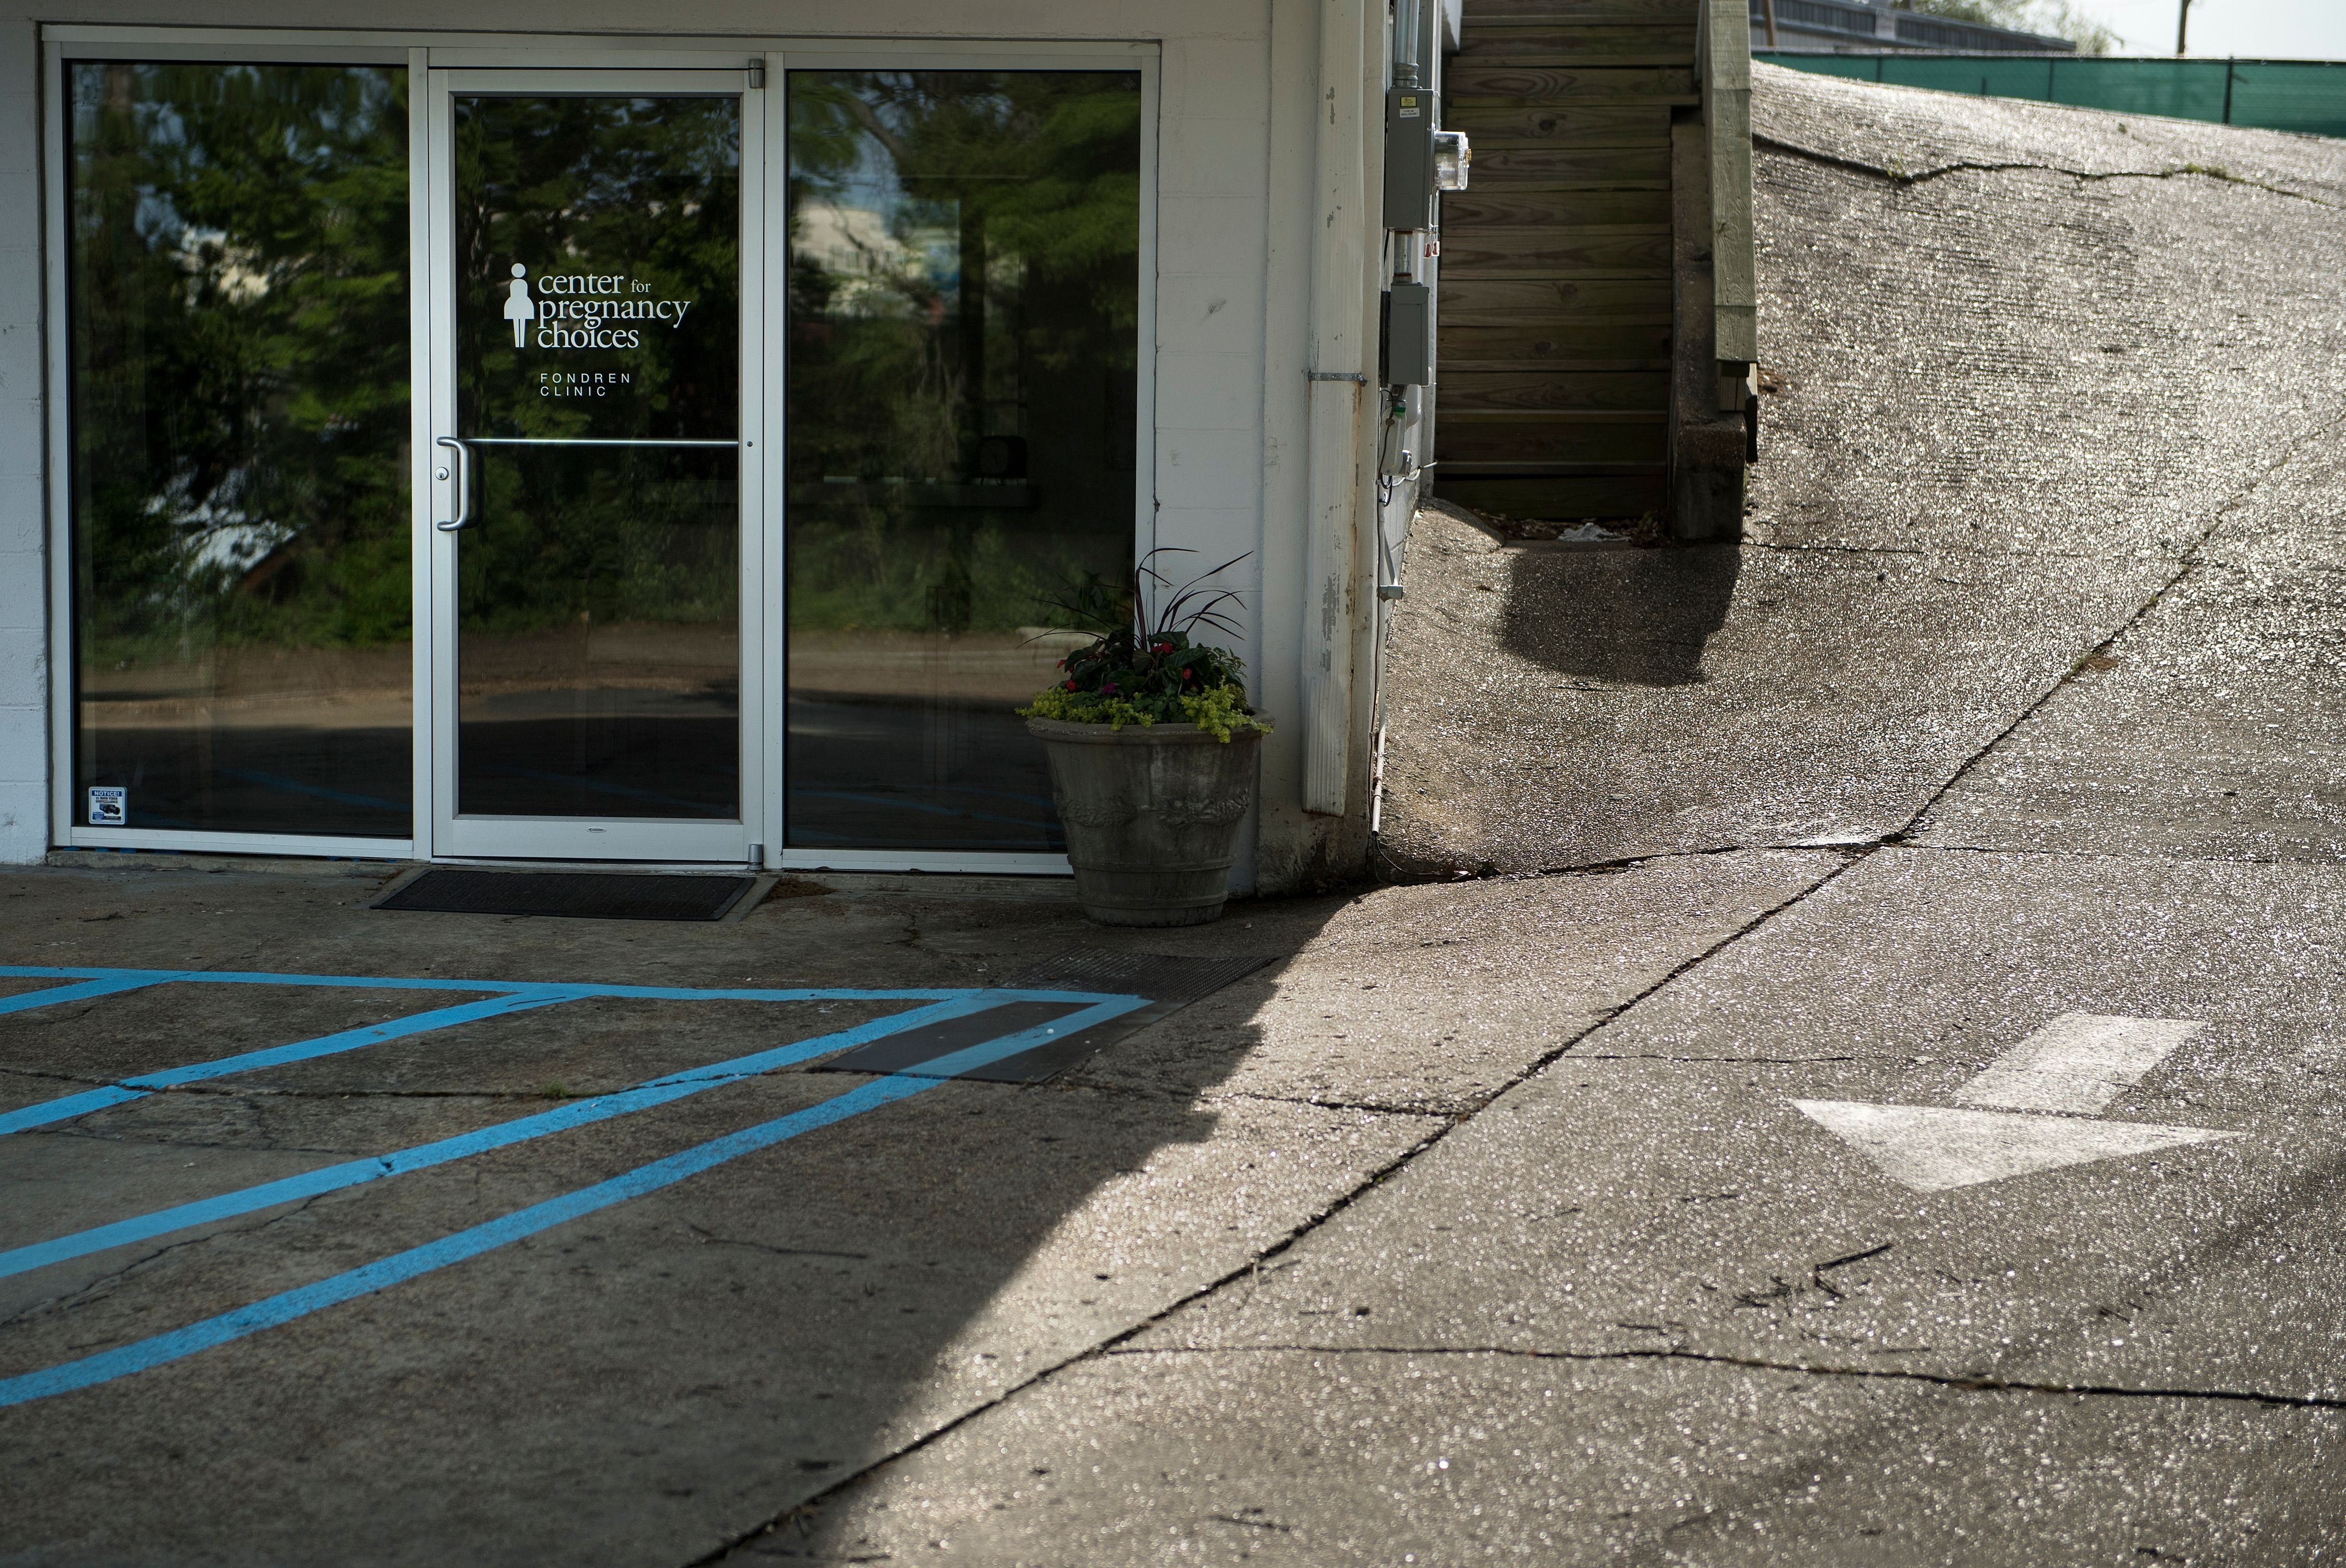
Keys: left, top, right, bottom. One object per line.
{"left": 1381, "top": 281, "right": 1432, "bottom": 387}
{"left": 1383, "top": 87, "right": 1435, "bottom": 232}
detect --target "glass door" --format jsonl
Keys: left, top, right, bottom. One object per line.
{"left": 425, "top": 69, "right": 762, "bottom": 862}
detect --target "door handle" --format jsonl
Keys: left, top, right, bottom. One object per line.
{"left": 434, "top": 436, "right": 473, "bottom": 532}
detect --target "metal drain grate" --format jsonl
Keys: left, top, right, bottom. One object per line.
{"left": 818, "top": 948, "right": 1273, "bottom": 1084}
{"left": 373, "top": 869, "right": 761, "bottom": 922}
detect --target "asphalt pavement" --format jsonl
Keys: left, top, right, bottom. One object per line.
{"left": 6, "top": 64, "right": 2346, "bottom": 1566}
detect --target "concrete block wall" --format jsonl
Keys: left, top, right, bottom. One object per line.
{"left": 0, "top": 19, "right": 35, "bottom": 863}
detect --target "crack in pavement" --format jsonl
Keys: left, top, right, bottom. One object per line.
{"left": 1214, "top": 1090, "right": 1461, "bottom": 1119}
{"left": 680, "top": 1223, "right": 871, "bottom": 1263}
{"left": 0, "top": 1063, "right": 560, "bottom": 1105}
{"left": 1099, "top": 1341, "right": 2346, "bottom": 1414}
{"left": 695, "top": 859, "right": 1880, "bottom": 1562}
{"left": 1902, "top": 398, "right": 2346, "bottom": 837}
{"left": 1574, "top": 1054, "right": 1858, "bottom": 1065}
{"left": 36, "top": 1125, "right": 369, "bottom": 1156}
{"left": 699, "top": 399, "right": 2346, "bottom": 1561}
{"left": 1753, "top": 131, "right": 2342, "bottom": 206}
{"left": 0, "top": 1192, "right": 332, "bottom": 1331}
{"left": 1738, "top": 537, "right": 2193, "bottom": 566}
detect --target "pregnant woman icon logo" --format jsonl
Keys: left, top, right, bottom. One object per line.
{"left": 504, "top": 263, "right": 535, "bottom": 347}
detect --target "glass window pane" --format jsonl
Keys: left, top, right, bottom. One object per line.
{"left": 68, "top": 63, "right": 412, "bottom": 838}
{"left": 785, "top": 70, "right": 1141, "bottom": 853}
{"left": 451, "top": 94, "right": 742, "bottom": 821}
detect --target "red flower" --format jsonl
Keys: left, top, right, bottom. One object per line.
{"left": 1064, "top": 679, "right": 1076, "bottom": 691}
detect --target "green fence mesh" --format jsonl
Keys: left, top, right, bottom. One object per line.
{"left": 1755, "top": 53, "right": 2346, "bottom": 139}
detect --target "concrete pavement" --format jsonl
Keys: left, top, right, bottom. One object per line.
{"left": 0, "top": 850, "right": 1835, "bottom": 1564}
{"left": 760, "top": 70, "right": 2346, "bottom": 1566}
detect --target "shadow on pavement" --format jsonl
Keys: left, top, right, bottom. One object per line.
{"left": 1498, "top": 543, "right": 1742, "bottom": 689}
{"left": 0, "top": 870, "right": 1357, "bottom": 1565}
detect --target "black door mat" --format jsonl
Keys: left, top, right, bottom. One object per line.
{"left": 816, "top": 949, "right": 1273, "bottom": 1084}
{"left": 374, "top": 869, "right": 763, "bottom": 922}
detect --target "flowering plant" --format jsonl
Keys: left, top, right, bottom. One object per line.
{"left": 1018, "top": 550, "right": 1272, "bottom": 742}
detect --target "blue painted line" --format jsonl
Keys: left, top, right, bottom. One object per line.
{"left": 0, "top": 991, "right": 1013, "bottom": 1280}
{"left": 0, "top": 975, "right": 168, "bottom": 1016}
{"left": 0, "top": 966, "right": 1003, "bottom": 1006}
{"left": 882, "top": 996, "right": 1142, "bottom": 1080}
{"left": 0, "top": 991, "right": 1150, "bottom": 1408}
{"left": 0, "top": 965, "right": 536, "bottom": 997}
{"left": 0, "top": 993, "right": 573, "bottom": 1136}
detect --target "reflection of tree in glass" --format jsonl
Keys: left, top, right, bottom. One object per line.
{"left": 69, "top": 64, "right": 411, "bottom": 665}
{"left": 453, "top": 96, "right": 741, "bottom": 635}
{"left": 786, "top": 71, "right": 1141, "bottom": 636}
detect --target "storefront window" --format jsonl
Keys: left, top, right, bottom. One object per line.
{"left": 784, "top": 70, "right": 1142, "bottom": 854}
{"left": 67, "top": 62, "right": 412, "bottom": 838}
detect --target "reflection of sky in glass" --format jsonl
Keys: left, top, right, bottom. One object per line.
{"left": 73, "top": 65, "right": 397, "bottom": 254}
{"left": 787, "top": 79, "right": 1038, "bottom": 314}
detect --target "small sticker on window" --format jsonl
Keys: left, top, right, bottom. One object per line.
{"left": 87, "top": 787, "right": 126, "bottom": 826}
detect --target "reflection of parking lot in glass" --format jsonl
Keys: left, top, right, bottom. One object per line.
{"left": 0, "top": 966, "right": 1146, "bottom": 1407}
{"left": 787, "top": 697, "right": 1061, "bottom": 851}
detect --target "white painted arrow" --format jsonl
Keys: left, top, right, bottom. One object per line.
{"left": 1795, "top": 1013, "right": 2242, "bottom": 1192}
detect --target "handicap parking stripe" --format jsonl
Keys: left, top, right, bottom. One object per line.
{"left": 0, "top": 993, "right": 1015, "bottom": 1280}
{"left": 0, "top": 969, "right": 1148, "bottom": 1408}
{"left": 0, "top": 973, "right": 174, "bottom": 1017}
{"left": 0, "top": 993, "right": 576, "bottom": 1136}
{"left": 0, "top": 967, "right": 1089, "bottom": 1138}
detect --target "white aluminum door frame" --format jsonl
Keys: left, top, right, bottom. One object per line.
{"left": 422, "top": 65, "right": 764, "bottom": 865}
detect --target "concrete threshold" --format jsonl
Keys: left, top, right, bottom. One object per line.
{"left": 44, "top": 849, "right": 407, "bottom": 878}
{"left": 39, "top": 850, "right": 1078, "bottom": 902}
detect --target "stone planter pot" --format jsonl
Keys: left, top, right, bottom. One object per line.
{"left": 1027, "top": 717, "right": 1263, "bottom": 927}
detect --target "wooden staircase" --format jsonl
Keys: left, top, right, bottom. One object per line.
{"left": 1435, "top": 0, "right": 1700, "bottom": 524}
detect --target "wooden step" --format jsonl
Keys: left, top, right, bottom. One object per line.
{"left": 1438, "top": 410, "right": 1668, "bottom": 464}
{"left": 1445, "top": 62, "right": 1687, "bottom": 101}
{"left": 1469, "top": 144, "right": 1671, "bottom": 186}
{"left": 1439, "top": 186, "right": 1669, "bottom": 227}
{"left": 1440, "top": 322, "right": 1673, "bottom": 368}
{"left": 1439, "top": 0, "right": 1695, "bottom": 508}
{"left": 1442, "top": 100, "right": 1671, "bottom": 149}
{"left": 1438, "top": 224, "right": 1670, "bottom": 277}
{"left": 1446, "top": 52, "right": 1694, "bottom": 90}
{"left": 1439, "top": 277, "right": 1671, "bottom": 325}
{"left": 1451, "top": 22, "right": 1693, "bottom": 61}
{"left": 1463, "top": 0, "right": 1701, "bottom": 21}
{"left": 1443, "top": 370, "right": 1669, "bottom": 412}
